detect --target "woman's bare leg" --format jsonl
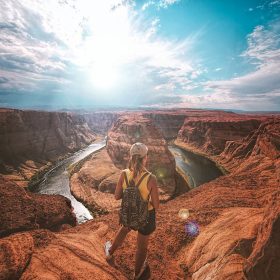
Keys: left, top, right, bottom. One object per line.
{"left": 135, "top": 232, "right": 149, "bottom": 276}
{"left": 109, "top": 226, "right": 131, "bottom": 255}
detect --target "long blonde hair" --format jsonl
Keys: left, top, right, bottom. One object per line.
{"left": 128, "top": 155, "right": 145, "bottom": 179}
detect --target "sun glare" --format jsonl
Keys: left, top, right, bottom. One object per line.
{"left": 74, "top": 2, "right": 133, "bottom": 91}
{"left": 90, "top": 63, "right": 119, "bottom": 89}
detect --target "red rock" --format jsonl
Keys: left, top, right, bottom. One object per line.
{"left": 0, "top": 175, "right": 76, "bottom": 237}
{"left": 171, "top": 116, "right": 280, "bottom": 279}
{"left": 107, "top": 114, "right": 177, "bottom": 198}
{"left": 0, "top": 232, "right": 34, "bottom": 280}
{"left": 244, "top": 191, "right": 280, "bottom": 279}
{"left": 70, "top": 149, "right": 121, "bottom": 213}
{"left": 83, "top": 111, "right": 122, "bottom": 134}
{"left": 0, "top": 225, "right": 126, "bottom": 280}
{"left": 218, "top": 118, "right": 280, "bottom": 174}
{"left": 1, "top": 109, "right": 279, "bottom": 280}
{"left": 20, "top": 223, "right": 126, "bottom": 280}
{"left": 0, "top": 109, "right": 96, "bottom": 187}
{"left": 144, "top": 111, "right": 187, "bottom": 140}
{"left": 177, "top": 115, "right": 266, "bottom": 155}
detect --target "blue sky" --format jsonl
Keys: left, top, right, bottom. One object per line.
{"left": 0, "top": 0, "right": 279, "bottom": 110}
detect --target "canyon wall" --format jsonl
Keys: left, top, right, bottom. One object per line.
{"left": 173, "top": 117, "right": 280, "bottom": 279}
{"left": 83, "top": 111, "right": 122, "bottom": 134}
{"left": 144, "top": 111, "right": 187, "bottom": 140}
{"left": 0, "top": 109, "right": 96, "bottom": 187}
{"left": 144, "top": 109, "right": 238, "bottom": 141}
{"left": 1, "top": 110, "right": 279, "bottom": 280}
{"left": 177, "top": 115, "right": 267, "bottom": 155}
{"left": 107, "top": 114, "right": 177, "bottom": 198}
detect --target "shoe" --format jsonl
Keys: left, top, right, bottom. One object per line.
{"left": 104, "top": 241, "right": 112, "bottom": 261}
{"left": 134, "top": 257, "right": 148, "bottom": 279}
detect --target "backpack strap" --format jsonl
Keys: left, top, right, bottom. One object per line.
{"left": 147, "top": 173, "right": 153, "bottom": 200}
{"left": 135, "top": 172, "right": 150, "bottom": 188}
{"left": 123, "top": 171, "right": 129, "bottom": 188}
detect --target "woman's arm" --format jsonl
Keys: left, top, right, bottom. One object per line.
{"left": 148, "top": 174, "right": 159, "bottom": 210}
{"left": 114, "top": 171, "right": 124, "bottom": 200}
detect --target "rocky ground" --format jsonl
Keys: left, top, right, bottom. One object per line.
{"left": 0, "top": 109, "right": 279, "bottom": 280}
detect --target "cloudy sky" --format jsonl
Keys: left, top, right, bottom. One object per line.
{"left": 0, "top": 0, "right": 280, "bottom": 110}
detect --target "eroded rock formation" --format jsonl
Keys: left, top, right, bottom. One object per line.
{"left": 70, "top": 149, "right": 121, "bottom": 213}
{"left": 83, "top": 111, "right": 122, "bottom": 134}
{"left": 1, "top": 110, "right": 279, "bottom": 280}
{"left": 0, "top": 109, "right": 96, "bottom": 187}
{"left": 0, "top": 175, "right": 76, "bottom": 238}
{"left": 173, "top": 117, "right": 280, "bottom": 279}
{"left": 0, "top": 224, "right": 126, "bottom": 280}
{"left": 177, "top": 115, "right": 266, "bottom": 155}
{"left": 107, "top": 114, "right": 176, "bottom": 198}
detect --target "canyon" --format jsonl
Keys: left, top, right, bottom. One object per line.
{"left": 0, "top": 108, "right": 279, "bottom": 280}
{"left": 0, "top": 109, "right": 96, "bottom": 188}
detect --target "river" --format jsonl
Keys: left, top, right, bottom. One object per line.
{"left": 35, "top": 140, "right": 222, "bottom": 223}
{"left": 35, "top": 140, "right": 106, "bottom": 223}
{"left": 168, "top": 145, "right": 223, "bottom": 188}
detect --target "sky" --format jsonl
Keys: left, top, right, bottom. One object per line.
{"left": 0, "top": 0, "right": 280, "bottom": 111}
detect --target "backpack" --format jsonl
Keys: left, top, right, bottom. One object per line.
{"left": 119, "top": 171, "right": 151, "bottom": 230}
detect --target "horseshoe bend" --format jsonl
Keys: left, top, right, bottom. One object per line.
{"left": 0, "top": 108, "right": 279, "bottom": 280}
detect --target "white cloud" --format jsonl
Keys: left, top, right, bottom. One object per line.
{"left": 141, "top": 0, "right": 181, "bottom": 10}
{"left": 0, "top": 0, "right": 201, "bottom": 97}
{"left": 158, "top": 0, "right": 181, "bottom": 8}
{"left": 201, "top": 21, "right": 280, "bottom": 110}
{"left": 142, "top": 1, "right": 155, "bottom": 11}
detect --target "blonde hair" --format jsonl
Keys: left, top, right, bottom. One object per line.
{"left": 128, "top": 154, "right": 145, "bottom": 179}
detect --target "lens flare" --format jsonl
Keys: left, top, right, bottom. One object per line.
{"left": 185, "top": 221, "right": 199, "bottom": 237}
{"left": 178, "top": 209, "right": 190, "bottom": 220}
{"left": 155, "top": 167, "right": 167, "bottom": 179}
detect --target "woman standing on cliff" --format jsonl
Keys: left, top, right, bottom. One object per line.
{"left": 104, "top": 142, "right": 159, "bottom": 280}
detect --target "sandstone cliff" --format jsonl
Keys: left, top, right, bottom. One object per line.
{"left": 1, "top": 110, "right": 279, "bottom": 280}
{"left": 177, "top": 115, "right": 267, "bottom": 155}
{"left": 107, "top": 114, "right": 177, "bottom": 198}
{"left": 0, "top": 224, "right": 126, "bottom": 280}
{"left": 83, "top": 111, "right": 122, "bottom": 134}
{"left": 0, "top": 175, "right": 76, "bottom": 238}
{"left": 173, "top": 117, "right": 280, "bottom": 279}
{"left": 70, "top": 149, "right": 121, "bottom": 214}
{"left": 0, "top": 109, "right": 96, "bottom": 187}
{"left": 144, "top": 111, "right": 187, "bottom": 140}
{"left": 144, "top": 109, "right": 236, "bottom": 141}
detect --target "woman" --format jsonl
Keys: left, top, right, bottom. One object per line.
{"left": 104, "top": 142, "right": 159, "bottom": 279}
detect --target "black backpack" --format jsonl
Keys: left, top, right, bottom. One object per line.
{"left": 119, "top": 171, "right": 151, "bottom": 230}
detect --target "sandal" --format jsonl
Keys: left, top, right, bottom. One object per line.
{"left": 134, "top": 257, "right": 148, "bottom": 279}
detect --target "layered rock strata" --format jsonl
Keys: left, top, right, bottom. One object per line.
{"left": 177, "top": 115, "right": 267, "bottom": 155}
{"left": 144, "top": 109, "right": 236, "bottom": 141}
{"left": 0, "top": 224, "right": 126, "bottom": 280}
{"left": 83, "top": 111, "right": 122, "bottom": 134}
{"left": 0, "top": 109, "right": 96, "bottom": 187}
{"left": 70, "top": 149, "right": 121, "bottom": 213}
{"left": 172, "top": 117, "right": 280, "bottom": 279}
{"left": 1, "top": 112, "right": 279, "bottom": 280}
{"left": 0, "top": 175, "right": 76, "bottom": 238}
{"left": 144, "top": 111, "right": 187, "bottom": 140}
{"left": 107, "top": 114, "right": 177, "bottom": 198}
